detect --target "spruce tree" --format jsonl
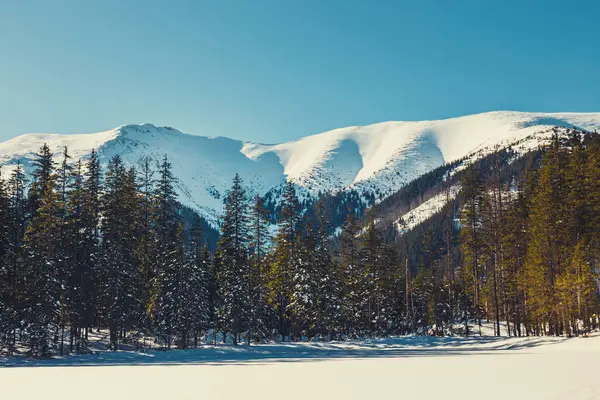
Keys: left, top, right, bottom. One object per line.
{"left": 0, "top": 169, "right": 14, "bottom": 353}
{"left": 100, "top": 157, "right": 143, "bottom": 350}
{"left": 339, "top": 209, "right": 362, "bottom": 336}
{"left": 248, "top": 194, "right": 271, "bottom": 343}
{"left": 314, "top": 200, "right": 342, "bottom": 340}
{"left": 459, "top": 165, "right": 485, "bottom": 334}
{"left": 186, "top": 215, "right": 211, "bottom": 347}
{"left": 270, "top": 181, "right": 301, "bottom": 340}
{"left": 152, "top": 155, "right": 182, "bottom": 348}
{"left": 523, "top": 135, "right": 570, "bottom": 335}
{"left": 4, "top": 161, "right": 27, "bottom": 353}
{"left": 216, "top": 174, "right": 250, "bottom": 344}
{"left": 22, "top": 154, "right": 61, "bottom": 356}
{"left": 81, "top": 149, "right": 102, "bottom": 338}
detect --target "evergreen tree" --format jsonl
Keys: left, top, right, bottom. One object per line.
{"left": 339, "top": 209, "right": 362, "bottom": 336}
{"left": 248, "top": 194, "right": 271, "bottom": 343}
{"left": 0, "top": 169, "right": 14, "bottom": 353}
{"left": 136, "top": 156, "right": 157, "bottom": 332}
{"left": 289, "top": 220, "right": 318, "bottom": 338}
{"left": 185, "top": 215, "right": 211, "bottom": 347}
{"left": 270, "top": 181, "right": 301, "bottom": 340}
{"left": 152, "top": 155, "right": 181, "bottom": 348}
{"left": 27, "top": 144, "right": 54, "bottom": 218}
{"left": 21, "top": 153, "right": 61, "bottom": 356}
{"left": 523, "top": 135, "right": 570, "bottom": 335}
{"left": 4, "top": 162, "right": 27, "bottom": 353}
{"left": 100, "top": 156, "right": 143, "bottom": 350}
{"left": 360, "top": 216, "right": 389, "bottom": 336}
{"left": 459, "top": 165, "right": 485, "bottom": 334}
{"left": 64, "top": 159, "right": 87, "bottom": 352}
{"left": 313, "top": 200, "right": 342, "bottom": 339}
{"left": 216, "top": 174, "right": 250, "bottom": 344}
{"left": 81, "top": 149, "right": 102, "bottom": 336}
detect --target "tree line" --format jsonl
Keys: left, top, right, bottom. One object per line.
{"left": 1, "top": 128, "right": 599, "bottom": 357}
{"left": 458, "top": 130, "right": 600, "bottom": 336}
{"left": 389, "top": 129, "right": 600, "bottom": 337}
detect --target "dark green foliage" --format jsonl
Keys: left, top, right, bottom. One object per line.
{"left": 2, "top": 129, "right": 600, "bottom": 356}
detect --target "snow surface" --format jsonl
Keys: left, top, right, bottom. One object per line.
{"left": 396, "top": 185, "right": 461, "bottom": 233}
{"left": 2, "top": 333, "right": 600, "bottom": 399}
{"left": 1, "top": 111, "right": 599, "bottom": 223}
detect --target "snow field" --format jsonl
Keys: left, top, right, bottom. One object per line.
{"left": 2, "top": 334, "right": 600, "bottom": 400}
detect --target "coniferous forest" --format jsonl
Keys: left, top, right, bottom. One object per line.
{"left": 1, "top": 129, "right": 600, "bottom": 357}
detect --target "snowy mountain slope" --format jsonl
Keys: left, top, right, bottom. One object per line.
{"left": 396, "top": 185, "right": 462, "bottom": 234}
{"left": 0, "top": 111, "right": 599, "bottom": 222}
{"left": 242, "top": 111, "right": 600, "bottom": 201}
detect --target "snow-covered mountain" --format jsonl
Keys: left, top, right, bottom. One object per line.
{"left": 1, "top": 111, "right": 599, "bottom": 223}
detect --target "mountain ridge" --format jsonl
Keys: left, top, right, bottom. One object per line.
{"left": 1, "top": 111, "right": 599, "bottom": 223}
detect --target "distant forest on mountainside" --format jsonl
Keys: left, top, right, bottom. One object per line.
{"left": 1, "top": 128, "right": 600, "bottom": 356}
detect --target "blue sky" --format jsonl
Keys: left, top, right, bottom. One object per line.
{"left": 0, "top": 0, "right": 598, "bottom": 143}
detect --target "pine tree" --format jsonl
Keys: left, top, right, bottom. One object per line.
{"left": 480, "top": 153, "right": 506, "bottom": 337}
{"left": 81, "top": 149, "right": 102, "bottom": 338}
{"left": 270, "top": 181, "right": 301, "bottom": 340}
{"left": 523, "top": 135, "right": 570, "bottom": 335}
{"left": 360, "top": 215, "right": 388, "bottom": 336}
{"left": 100, "top": 156, "right": 143, "bottom": 350}
{"left": 289, "top": 220, "right": 318, "bottom": 338}
{"left": 22, "top": 151, "right": 61, "bottom": 356}
{"left": 55, "top": 147, "right": 73, "bottom": 354}
{"left": 339, "top": 209, "right": 362, "bottom": 337}
{"left": 27, "top": 144, "right": 55, "bottom": 218}
{"left": 185, "top": 215, "right": 211, "bottom": 347}
{"left": 248, "top": 194, "right": 271, "bottom": 343}
{"left": 314, "top": 200, "right": 342, "bottom": 340}
{"left": 216, "top": 174, "right": 250, "bottom": 345}
{"left": 4, "top": 161, "right": 27, "bottom": 353}
{"left": 0, "top": 168, "right": 14, "bottom": 353}
{"left": 64, "top": 159, "right": 88, "bottom": 352}
{"left": 152, "top": 155, "right": 182, "bottom": 348}
{"left": 136, "top": 156, "right": 156, "bottom": 332}
{"left": 459, "top": 165, "right": 485, "bottom": 334}
{"left": 500, "top": 189, "right": 528, "bottom": 337}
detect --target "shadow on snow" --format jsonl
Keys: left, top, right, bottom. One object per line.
{"left": 0, "top": 335, "right": 568, "bottom": 368}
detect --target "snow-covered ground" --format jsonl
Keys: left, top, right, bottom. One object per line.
{"left": 396, "top": 185, "right": 461, "bottom": 233}
{"left": 2, "top": 333, "right": 600, "bottom": 399}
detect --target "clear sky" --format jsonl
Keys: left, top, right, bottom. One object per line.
{"left": 0, "top": 0, "right": 599, "bottom": 143}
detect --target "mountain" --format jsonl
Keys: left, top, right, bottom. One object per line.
{"left": 1, "top": 111, "right": 599, "bottom": 223}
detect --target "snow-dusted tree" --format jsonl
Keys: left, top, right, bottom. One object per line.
{"left": 216, "top": 174, "right": 250, "bottom": 344}
{"left": 136, "top": 156, "right": 157, "bottom": 332}
{"left": 3, "top": 162, "right": 27, "bottom": 354}
{"left": 100, "top": 156, "right": 144, "bottom": 350}
{"left": 289, "top": 221, "right": 318, "bottom": 338}
{"left": 81, "top": 149, "right": 102, "bottom": 338}
{"left": 339, "top": 209, "right": 362, "bottom": 337}
{"left": 269, "top": 181, "right": 301, "bottom": 340}
{"left": 314, "top": 200, "right": 343, "bottom": 340}
{"left": 63, "top": 159, "right": 85, "bottom": 353}
{"left": 55, "top": 147, "right": 73, "bottom": 354}
{"left": 189, "top": 215, "right": 212, "bottom": 346}
{"left": 21, "top": 145, "right": 61, "bottom": 356}
{"left": 152, "top": 155, "right": 182, "bottom": 348}
{"left": 174, "top": 216, "right": 211, "bottom": 348}
{"left": 0, "top": 169, "right": 14, "bottom": 353}
{"left": 248, "top": 194, "right": 271, "bottom": 343}
{"left": 359, "top": 215, "right": 390, "bottom": 336}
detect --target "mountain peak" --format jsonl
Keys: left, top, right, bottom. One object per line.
{"left": 115, "top": 123, "right": 184, "bottom": 138}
